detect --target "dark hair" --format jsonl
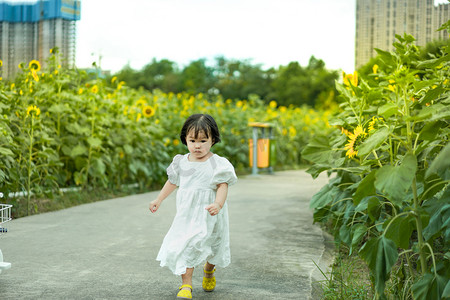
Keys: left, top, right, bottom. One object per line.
{"left": 180, "top": 114, "right": 221, "bottom": 146}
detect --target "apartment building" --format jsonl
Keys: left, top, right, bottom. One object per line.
{"left": 355, "top": 0, "right": 449, "bottom": 68}
{"left": 0, "top": 0, "right": 80, "bottom": 79}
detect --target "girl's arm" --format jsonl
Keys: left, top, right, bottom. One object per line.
{"left": 205, "top": 182, "right": 228, "bottom": 216}
{"left": 149, "top": 180, "right": 177, "bottom": 213}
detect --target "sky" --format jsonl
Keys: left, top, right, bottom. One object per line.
{"left": 76, "top": 0, "right": 358, "bottom": 73}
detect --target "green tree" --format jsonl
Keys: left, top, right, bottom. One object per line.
{"left": 180, "top": 59, "right": 215, "bottom": 94}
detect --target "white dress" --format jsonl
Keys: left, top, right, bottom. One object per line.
{"left": 156, "top": 153, "right": 238, "bottom": 275}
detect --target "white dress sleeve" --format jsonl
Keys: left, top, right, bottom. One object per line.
{"left": 210, "top": 156, "right": 238, "bottom": 188}
{"left": 166, "top": 154, "right": 183, "bottom": 186}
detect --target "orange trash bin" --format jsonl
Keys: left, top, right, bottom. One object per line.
{"left": 249, "top": 138, "right": 270, "bottom": 168}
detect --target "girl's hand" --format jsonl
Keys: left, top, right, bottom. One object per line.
{"left": 205, "top": 203, "right": 221, "bottom": 216}
{"left": 149, "top": 199, "right": 161, "bottom": 213}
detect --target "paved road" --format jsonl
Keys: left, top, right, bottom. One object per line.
{"left": 0, "top": 170, "right": 332, "bottom": 300}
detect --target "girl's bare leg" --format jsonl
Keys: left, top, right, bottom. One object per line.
{"left": 204, "top": 261, "right": 215, "bottom": 277}
{"left": 181, "top": 267, "right": 194, "bottom": 288}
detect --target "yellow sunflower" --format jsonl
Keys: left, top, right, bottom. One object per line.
{"left": 135, "top": 99, "right": 147, "bottom": 107}
{"left": 29, "top": 60, "right": 41, "bottom": 72}
{"left": 372, "top": 64, "right": 379, "bottom": 74}
{"left": 0, "top": 60, "right": 3, "bottom": 67}
{"left": 368, "top": 116, "right": 383, "bottom": 132}
{"left": 91, "top": 85, "right": 99, "bottom": 94}
{"left": 26, "top": 105, "right": 41, "bottom": 117}
{"left": 142, "top": 105, "right": 155, "bottom": 117}
{"left": 344, "top": 125, "right": 367, "bottom": 158}
{"left": 343, "top": 71, "right": 358, "bottom": 87}
{"left": 31, "top": 70, "right": 39, "bottom": 82}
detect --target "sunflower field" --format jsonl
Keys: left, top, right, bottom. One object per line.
{"left": 302, "top": 25, "right": 450, "bottom": 299}
{"left": 0, "top": 49, "right": 332, "bottom": 217}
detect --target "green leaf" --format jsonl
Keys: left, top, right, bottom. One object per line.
{"left": 70, "top": 144, "right": 88, "bottom": 157}
{"left": 350, "top": 224, "right": 367, "bottom": 254}
{"left": 375, "top": 154, "right": 417, "bottom": 206}
{"left": 419, "top": 121, "right": 442, "bottom": 141}
{"left": 412, "top": 273, "right": 448, "bottom": 300}
{"left": 417, "top": 53, "right": 450, "bottom": 69}
{"left": 423, "top": 204, "right": 450, "bottom": 241}
{"left": 301, "top": 135, "right": 332, "bottom": 164}
{"left": 0, "top": 146, "right": 13, "bottom": 156}
{"left": 48, "top": 104, "right": 69, "bottom": 114}
{"left": 378, "top": 103, "right": 398, "bottom": 118}
{"left": 87, "top": 137, "right": 102, "bottom": 148}
{"left": 443, "top": 278, "right": 450, "bottom": 299}
{"left": 339, "top": 224, "right": 352, "bottom": 246}
{"left": 368, "top": 197, "right": 382, "bottom": 222}
{"left": 353, "top": 170, "right": 377, "bottom": 205}
{"left": 310, "top": 178, "right": 340, "bottom": 209}
{"left": 91, "top": 157, "right": 106, "bottom": 176}
{"left": 305, "top": 164, "right": 330, "bottom": 179}
{"left": 358, "top": 127, "right": 390, "bottom": 156}
{"left": 359, "top": 236, "right": 399, "bottom": 296}
{"left": 426, "top": 142, "right": 450, "bottom": 180}
{"left": 384, "top": 214, "right": 415, "bottom": 249}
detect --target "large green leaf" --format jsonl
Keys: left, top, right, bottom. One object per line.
{"left": 309, "top": 180, "right": 340, "bottom": 209}
{"left": 301, "top": 135, "right": 332, "bottom": 164}
{"left": 423, "top": 204, "right": 450, "bottom": 241}
{"left": 375, "top": 154, "right": 417, "bottom": 206}
{"left": 419, "top": 121, "right": 443, "bottom": 141}
{"left": 384, "top": 213, "right": 415, "bottom": 249}
{"left": 426, "top": 142, "right": 450, "bottom": 180}
{"left": 87, "top": 137, "right": 102, "bottom": 148}
{"left": 378, "top": 103, "right": 399, "bottom": 118}
{"left": 350, "top": 223, "right": 367, "bottom": 255}
{"left": 357, "top": 127, "right": 390, "bottom": 157}
{"left": 359, "top": 236, "right": 399, "bottom": 296}
{"left": 70, "top": 144, "right": 88, "bottom": 157}
{"left": 353, "top": 170, "right": 377, "bottom": 205}
{"left": 412, "top": 273, "right": 448, "bottom": 300}
{"left": 368, "top": 196, "right": 382, "bottom": 222}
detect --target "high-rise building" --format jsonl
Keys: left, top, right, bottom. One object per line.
{"left": 355, "top": 0, "right": 449, "bottom": 69}
{"left": 0, "top": 0, "right": 80, "bottom": 79}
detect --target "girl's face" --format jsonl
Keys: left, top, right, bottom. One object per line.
{"left": 186, "top": 129, "right": 213, "bottom": 161}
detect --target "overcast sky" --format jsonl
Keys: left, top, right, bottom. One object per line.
{"left": 6, "top": 0, "right": 450, "bottom": 73}
{"left": 76, "top": 0, "right": 358, "bottom": 73}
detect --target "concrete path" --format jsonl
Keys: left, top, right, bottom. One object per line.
{"left": 0, "top": 170, "right": 333, "bottom": 300}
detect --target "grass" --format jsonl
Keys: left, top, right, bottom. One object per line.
{"left": 314, "top": 245, "right": 373, "bottom": 300}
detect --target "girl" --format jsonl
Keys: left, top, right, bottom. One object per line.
{"left": 149, "top": 114, "right": 237, "bottom": 299}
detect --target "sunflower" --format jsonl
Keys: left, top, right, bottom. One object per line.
{"left": 31, "top": 70, "right": 39, "bottom": 82}
{"left": 142, "top": 105, "right": 155, "bottom": 117}
{"left": 91, "top": 85, "right": 99, "bottom": 94}
{"left": 344, "top": 125, "right": 367, "bottom": 158}
{"left": 0, "top": 60, "right": 3, "bottom": 67}
{"left": 26, "top": 105, "right": 41, "bottom": 117}
{"left": 372, "top": 64, "right": 379, "bottom": 74}
{"left": 135, "top": 99, "right": 147, "bottom": 107}
{"left": 343, "top": 71, "right": 358, "bottom": 87}
{"left": 368, "top": 116, "right": 383, "bottom": 132}
{"left": 29, "top": 60, "right": 41, "bottom": 72}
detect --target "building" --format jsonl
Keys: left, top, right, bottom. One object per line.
{"left": 355, "top": 0, "right": 450, "bottom": 68}
{"left": 0, "top": 0, "right": 80, "bottom": 79}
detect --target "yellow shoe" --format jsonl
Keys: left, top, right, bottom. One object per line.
{"left": 177, "top": 284, "right": 192, "bottom": 299}
{"left": 202, "top": 265, "right": 216, "bottom": 292}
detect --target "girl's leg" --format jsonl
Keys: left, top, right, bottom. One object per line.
{"left": 204, "top": 261, "right": 215, "bottom": 275}
{"left": 203, "top": 261, "right": 216, "bottom": 292}
{"left": 181, "top": 267, "right": 194, "bottom": 288}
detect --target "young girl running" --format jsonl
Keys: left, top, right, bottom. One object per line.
{"left": 149, "top": 114, "right": 237, "bottom": 299}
